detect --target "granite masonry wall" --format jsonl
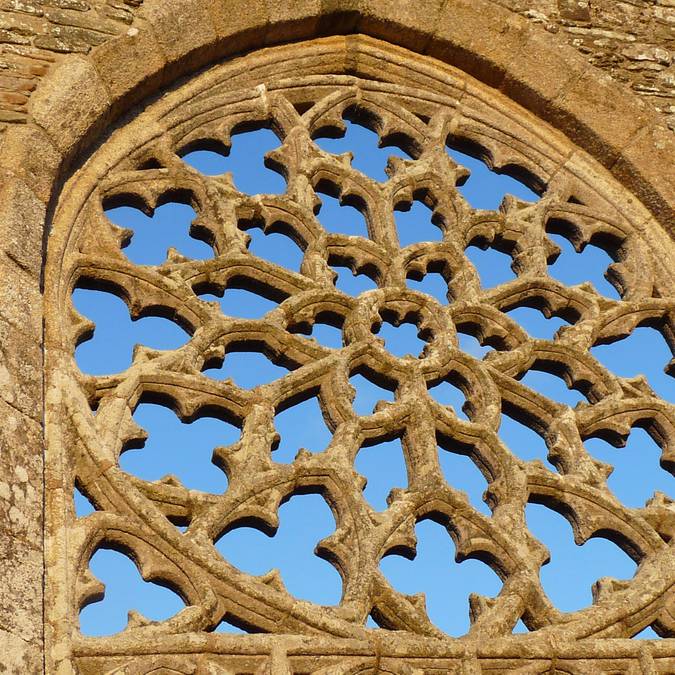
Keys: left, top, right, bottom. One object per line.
{"left": 0, "top": 1, "right": 673, "bottom": 128}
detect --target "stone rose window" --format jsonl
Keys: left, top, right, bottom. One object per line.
{"left": 44, "top": 35, "right": 675, "bottom": 673}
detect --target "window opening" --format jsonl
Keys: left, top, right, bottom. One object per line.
{"left": 350, "top": 372, "right": 395, "bottom": 416}
{"left": 505, "top": 306, "right": 569, "bottom": 341}
{"left": 181, "top": 127, "right": 286, "bottom": 195}
{"left": 446, "top": 145, "right": 541, "bottom": 209}
{"left": 513, "top": 619, "right": 529, "bottom": 634}
{"left": 80, "top": 548, "right": 185, "bottom": 637}
{"left": 499, "top": 410, "right": 553, "bottom": 468}
{"left": 203, "top": 350, "right": 290, "bottom": 388}
{"left": 375, "top": 318, "right": 427, "bottom": 358}
{"left": 457, "top": 331, "right": 493, "bottom": 359}
{"left": 428, "top": 379, "right": 468, "bottom": 420}
{"left": 380, "top": 519, "right": 502, "bottom": 636}
{"left": 355, "top": 438, "right": 408, "bottom": 511}
{"left": 73, "top": 288, "right": 190, "bottom": 375}
{"left": 245, "top": 227, "right": 304, "bottom": 272}
{"left": 584, "top": 429, "right": 675, "bottom": 508}
{"left": 394, "top": 200, "right": 442, "bottom": 247}
{"left": 438, "top": 447, "right": 490, "bottom": 516}
{"left": 366, "top": 615, "right": 379, "bottom": 629}
{"left": 199, "top": 288, "right": 280, "bottom": 319}
{"left": 215, "top": 493, "right": 341, "bottom": 605}
{"left": 73, "top": 487, "right": 95, "bottom": 518}
{"left": 214, "top": 619, "right": 248, "bottom": 635}
{"left": 633, "top": 626, "right": 661, "bottom": 639}
{"left": 406, "top": 271, "right": 449, "bottom": 304}
{"left": 465, "top": 245, "right": 517, "bottom": 288}
{"left": 314, "top": 117, "right": 411, "bottom": 182}
{"left": 520, "top": 369, "right": 587, "bottom": 408}
{"left": 274, "top": 396, "right": 332, "bottom": 463}
{"left": 592, "top": 327, "right": 674, "bottom": 402}
{"left": 304, "top": 322, "right": 343, "bottom": 349}
{"left": 288, "top": 316, "right": 344, "bottom": 349}
{"left": 106, "top": 201, "right": 212, "bottom": 265}
{"left": 314, "top": 190, "right": 369, "bottom": 237}
{"left": 547, "top": 233, "right": 620, "bottom": 299}
{"left": 332, "top": 265, "right": 378, "bottom": 295}
{"left": 525, "top": 503, "right": 636, "bottom": 613}
{"left": 121, "top": 403, "right": 236, "bottom": 493}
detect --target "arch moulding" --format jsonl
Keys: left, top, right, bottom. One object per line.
{"left": 0, "top": 1, "right": 673, "bottom": 673}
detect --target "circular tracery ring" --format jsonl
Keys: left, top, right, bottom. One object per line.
{"left": 46, "top": 35, "right": 675, "bottom": 650}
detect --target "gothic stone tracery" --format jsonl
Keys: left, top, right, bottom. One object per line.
{"left": 40, "top": 34, "right": 675, "bottom": 674}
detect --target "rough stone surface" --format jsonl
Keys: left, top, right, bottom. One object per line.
{"left": 27, "top": 53, "right": 111, "bottom": 155}
{"left": 0, "top": 0, "right": 672, "bottom": 128}
{"left": 0, "top": 397, "right": 43, "bottom": 674}
{"left": 0, "top": 1, "right": 673, "bottom": 673}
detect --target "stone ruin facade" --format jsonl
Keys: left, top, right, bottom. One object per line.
{"left": 0, "top": 1, "right": 674, "bottom": 673}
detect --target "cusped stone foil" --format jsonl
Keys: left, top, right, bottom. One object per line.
{"left": 44, "top": 35, "right": 675, "bottom": 672}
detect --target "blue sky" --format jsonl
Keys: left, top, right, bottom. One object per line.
{"left": 75, "top": 121, "right": 672, "bottom": 639}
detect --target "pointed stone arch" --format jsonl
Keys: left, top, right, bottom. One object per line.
{"left": 0, "top": 2, "right": 673, "bottom": 673}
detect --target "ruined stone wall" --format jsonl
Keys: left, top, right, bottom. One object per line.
{"left": 0, "top": 1, "right": 673, "bottom": 673}
{"left": 0, "top": 0, "right": 139, "bottom": 122}
{"left": 0, "top": 1, "right": 674, "bottom": 127}
{"left": 498, "top": 1, "right": 675, "bottom": 129}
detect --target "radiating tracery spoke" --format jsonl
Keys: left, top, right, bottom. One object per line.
{"left": 49, "top": 37, "right": 675, "bottom": 647}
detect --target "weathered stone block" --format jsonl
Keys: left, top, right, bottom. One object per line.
{"left": 0, "top": 399, "right": 42, "bottom": 548}
{"left": 265, "top": 0, "right": 320, "bottom": 43}
{"left": 0, "top": 27, "right": 29, "bottom": 43}
{"left": 612, "top": 122, "right": 675, "bottom": 227}
{"left": 43, "top": 7, "right": 119, "bottom": 34}
{"left": 558, "top": 0, "right": 591, "bottom": 23}
{"left": 0, "top": 398, "right": 43, "bottom": 657}
{"left": 357, "top": 0, "right": 447, "bottom": 53}
{"left": 0, "top": 628, "right": 43, "bottom": 675}
{"left": 138, "top": 0, "right": 217, "bottom": 65}
{"left": 206, "top": 0, "right": 268, "bottom": 55}
{"left": 0, "top": 124, "right": 62, "bottom": 201}
{"left": 27, "top": 54, "right": 111, "bottom": 157}
{"left": 90, "top": 20, "right": 166, "bottom": 106}
{"left": 428, "top": 0, "right": 529, "bottom": 88}
{"left": 500, "top": 26, "right": 591, "bottom": 123}
{"left": 622, "top": 44, "right": 672, "bottom": 66}
{"left": 0, "top": 317, "right": 42, "bottom": 422}
{"left": 549, "top": 69, "right": 652, "bottom": 166}
{"left": 0, "top": 174, "right": 45, "bottom": 276}
{"left": 0, "top": 253, "right": 42, "bottom": 337}
{"left": 33, "top": 33, "right": 90, "bottom": 52}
